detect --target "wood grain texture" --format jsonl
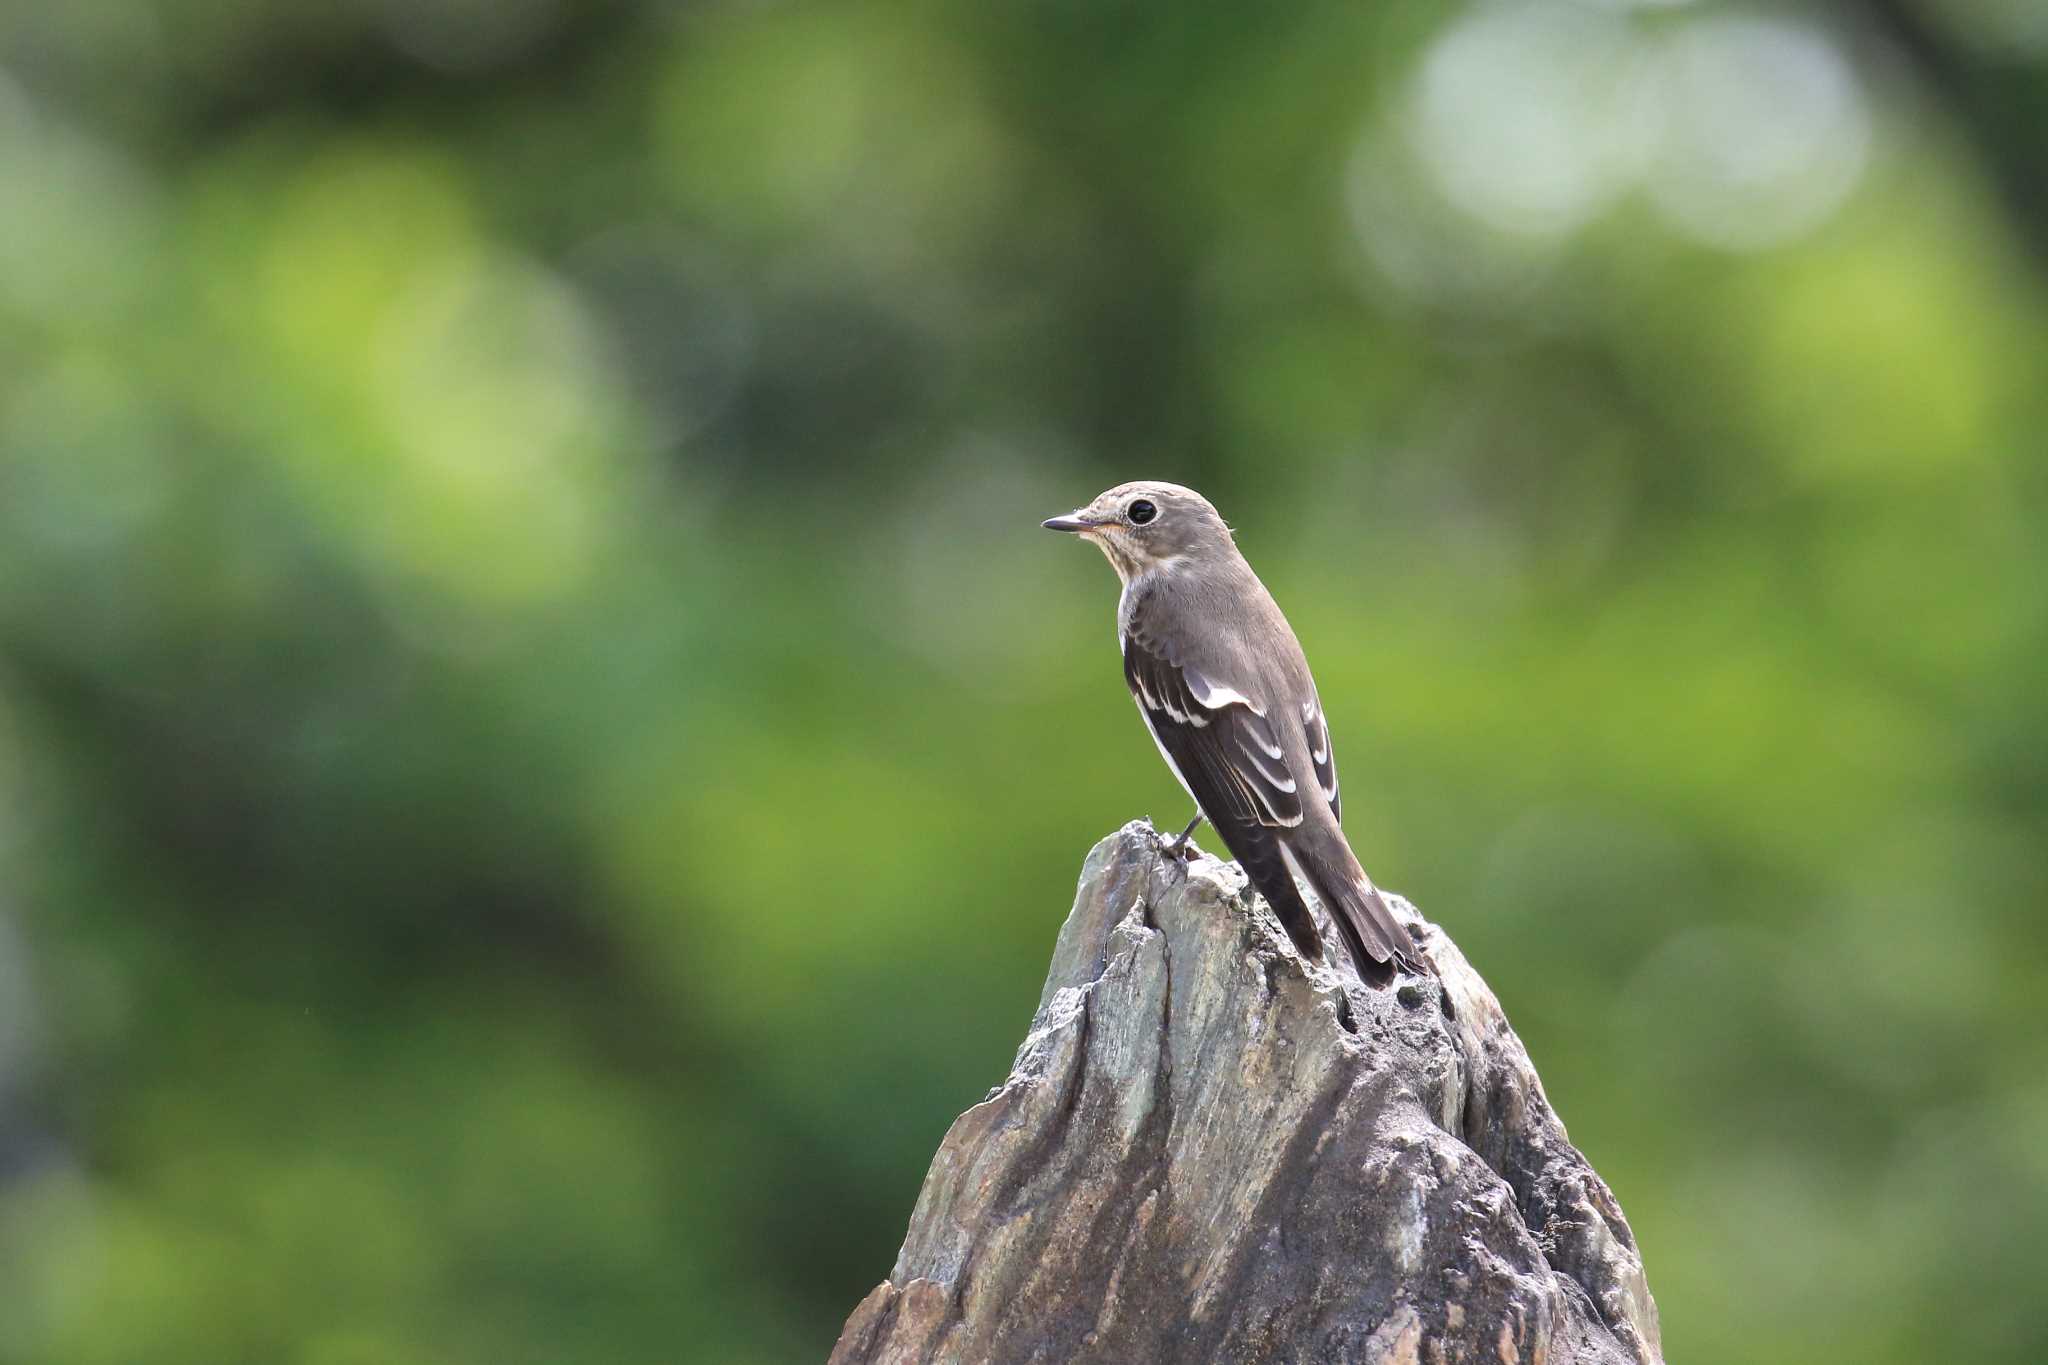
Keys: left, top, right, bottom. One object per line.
{"left": 832, "top": 823, "right": 1661, "bottom": 1365}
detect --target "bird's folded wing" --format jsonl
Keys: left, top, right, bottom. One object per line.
{"left": 1122, "top": 636, "right": 1303, "bottom": 831}
{"left": 1301, "top": 697, "right": 1339, "bottom": 822}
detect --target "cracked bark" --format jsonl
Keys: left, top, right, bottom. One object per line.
{"left": 832, "top": 822, "right": 1663, "bottom": 1365}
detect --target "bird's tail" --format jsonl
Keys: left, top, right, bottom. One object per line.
{"left": 1285, "top": 836, "right": 1426, "bottom": 988}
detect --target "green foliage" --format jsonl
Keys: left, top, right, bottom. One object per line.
{"left": 0, "top": 1, "right": 2044, "bottom": 1361}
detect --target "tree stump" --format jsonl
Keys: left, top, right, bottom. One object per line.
{"left": 832, "top": 822, "right": 1662, "bottom": 1365}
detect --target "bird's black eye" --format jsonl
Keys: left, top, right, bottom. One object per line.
{"left": 1127, "top": 499, "right": 1157, "bottom": 525}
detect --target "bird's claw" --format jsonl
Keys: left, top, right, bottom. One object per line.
{"left": 1157, "top": 813, "right": 1205, "bottom": 863}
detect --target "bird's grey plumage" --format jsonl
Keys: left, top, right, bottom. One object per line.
{"left": 1043, "top": 480, "right": 1425, "bottom": 985}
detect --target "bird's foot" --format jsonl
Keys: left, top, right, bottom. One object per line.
{"left": 1158, "top": 813, "right": 1205, "bottom": 862}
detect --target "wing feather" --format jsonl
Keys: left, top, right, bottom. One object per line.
{"left": 1302, "top": 698, "right": 1340, "bottom": 822}
{"left": 1124, "top": 637, "right": 1301, "bottom": 832}
{"left": 1124, "top": 633, "right": 1328, "bottom": 958}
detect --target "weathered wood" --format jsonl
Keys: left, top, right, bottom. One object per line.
{"left": 833, "top": 822, "right": 1662, "bottom": 1365}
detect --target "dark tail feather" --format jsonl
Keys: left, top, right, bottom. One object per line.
{"left": 1292, "top": 844, "right": 1424, "bottom": 988}
{"left": 1236, "top": 838, "right": 1326, "bottom": 963}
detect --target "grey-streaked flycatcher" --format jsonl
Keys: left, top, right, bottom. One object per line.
{"left": 1044, "top": 480, "right": 1425, "bottom": 985}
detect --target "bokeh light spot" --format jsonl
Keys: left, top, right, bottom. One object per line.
{"left": 1644, "top": 18, "right": 1871, "bottom": 251}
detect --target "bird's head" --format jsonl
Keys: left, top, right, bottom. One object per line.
{"left": 1041, "top": 481, "right": 1233, "bottom": 583}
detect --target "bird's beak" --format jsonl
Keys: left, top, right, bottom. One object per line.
{"left": 1042, "top": 511, "right": 1099, "bottom": 533}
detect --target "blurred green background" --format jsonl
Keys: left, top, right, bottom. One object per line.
{"left": 0, "top": 0, "right": 2044, "bottom": 1361}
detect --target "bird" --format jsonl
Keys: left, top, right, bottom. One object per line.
{"left": 1043, "top": 480, "right": 1425, "bottom": 986}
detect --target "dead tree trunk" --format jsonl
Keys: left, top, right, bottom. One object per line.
{"left": 832, "top": 822, "right": 1662, "bottom": 1365}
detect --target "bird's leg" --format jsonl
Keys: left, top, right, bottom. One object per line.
{"left": 1160, "top": 812, "right": 1205, "bottom": 861}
